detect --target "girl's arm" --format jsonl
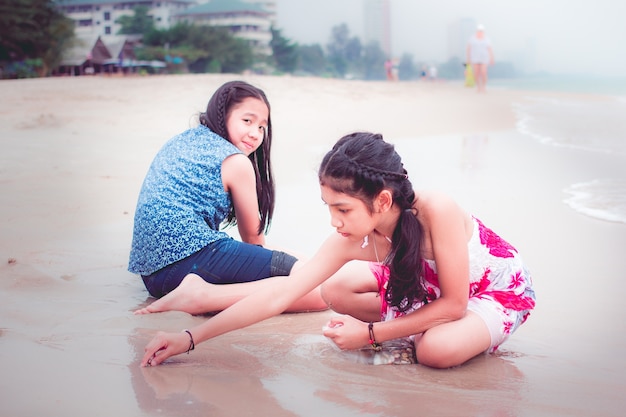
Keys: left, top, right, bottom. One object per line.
{"left": 141, "top": 233, "right": 354, "bottom": 366}
{"left": 325, "top": 193, "right": 471, "bottom": 349}
{"left": 377, "top": 193, "right": 470, "bottom": 340}
{"left": 221, "top": 153, "right": 264, "bottom": 245}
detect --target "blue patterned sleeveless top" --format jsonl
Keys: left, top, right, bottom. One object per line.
{"left": 128, "top": 125, "right": 241, "bottom": 275}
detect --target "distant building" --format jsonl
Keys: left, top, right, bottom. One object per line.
{"left": 448, "top": 18, "right": 476, "bottom": 63}
{"left": 363, "top": 0, "right": 391, "bottom": 57}
{"left": 55, "top": 0, "right": 195, "bottom": 37}
{"left": 244, "top": 0, "right": 276, "bottom": 27}
{"left": 173, "top": 0, "right": 273, "bottom": 55}
{"left": 56, "top": 0, "right": 275, "bottom": 56}
{"left": 55, "top": 34, "right": 165, "bottom": 76}
{"left": 56, "top": 35, "right": 112, "bottom": 75}
{"left": 447, "top": 18, "right": 477, "bottom": 63}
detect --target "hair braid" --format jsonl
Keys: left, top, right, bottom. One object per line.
{"left": 214, "top": 87, "right": 230, "bottom": 139}
{"left": 319, "top": 132, "right": 427, "bottom": 311}
{"left": 200, "top": 81, "right": 276, "bottom": 234}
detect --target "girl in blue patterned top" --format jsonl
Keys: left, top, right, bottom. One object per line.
{"left": 130, "top": 81, "right": 326, "bottom": 315}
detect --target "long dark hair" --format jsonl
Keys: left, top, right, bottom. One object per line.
{"left": 318, "top": 132, "right": 426, "bottom": 311}
{"left": 199, "top": 81, "right": 274, "bottom": 234}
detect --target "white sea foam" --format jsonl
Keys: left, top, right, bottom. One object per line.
{"left": 513, "top": 98, "right": 557, "bottom": 147}
{"left": 514, "top": 94, "right": 626, "bottom": 224}
{"left": 563, "top": 179, "right": 626, "bottom": 224}
{"left": 513, "top": 96, "right": 626, "bottom": 155}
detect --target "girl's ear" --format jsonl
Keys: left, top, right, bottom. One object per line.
{"left": 375, "top": 189, "right": 393, "bottom": 213}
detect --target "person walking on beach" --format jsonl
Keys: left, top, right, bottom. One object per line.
{"left": 138, "top": 132, "right": 536, "bottom": 369}
{"left": 128, "top": 80, "right": 326, "bottom": 315}
{"left": 467, "top": 24, "right": 495, "bottom": 93}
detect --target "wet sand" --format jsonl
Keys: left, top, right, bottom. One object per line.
{"left": 1, "top": 74, "right": 625, "bottom": 416}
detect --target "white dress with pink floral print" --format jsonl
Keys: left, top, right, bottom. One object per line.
{"left": 370, "top": 216, "right": 536, "bottom": 353}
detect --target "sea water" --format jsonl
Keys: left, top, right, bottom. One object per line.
{"left": 491, "top": 75, "right": 626, "bottom": 96}
{"left": 504, "top": 76, "right": 626, "bottom": 224}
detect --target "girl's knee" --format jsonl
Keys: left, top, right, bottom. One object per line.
{"left": 415, "top": 335, "right": 456, "bottom": 368}
{"left": 415, "top": 332, "right": 472, "bottom": 369}
{"left": 320, "top": 278, "right": 343, "bottom": 310}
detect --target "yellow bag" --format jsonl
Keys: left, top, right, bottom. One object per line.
{"left": 465, "top": 65, "right": 476, "bottom": 87}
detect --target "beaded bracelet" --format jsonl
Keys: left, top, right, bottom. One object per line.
{"left": 183, "top": 329, "right": 195, "bottom": 354}
{"left": 368, "top": 322, "right": 382, "bottom": 351}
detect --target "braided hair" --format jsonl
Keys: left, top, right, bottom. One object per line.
{"left": 199, "top": 81, "right": 275, "bottom": 234}
{"left": 318, "top": 132, "right": 426, "bottom": 312}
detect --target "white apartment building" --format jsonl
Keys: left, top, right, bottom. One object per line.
{"left": 56, "top": 0, "right": 275, "bottom": 54}
{"left": 55, "top": 0, "right": 195, "bottom": 37}
{"left": 173, "top": 0, "right": 272, "bottom": 55}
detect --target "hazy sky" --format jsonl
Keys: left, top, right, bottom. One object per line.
{"left": 274, "top": 0, "right": 626, "bottom": 77}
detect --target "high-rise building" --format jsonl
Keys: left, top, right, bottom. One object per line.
{"left": 447, "top": 18, "right": 477, "bottom": 62}
{"left": 363, "top": 0, "right": 391, "bottom": 57}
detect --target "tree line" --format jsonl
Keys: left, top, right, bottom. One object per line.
{"left": 2, "top": 1, "right": 518, "bottom": 80}
{"left": 114, "top": 6, "right": 420, "bottom": 80}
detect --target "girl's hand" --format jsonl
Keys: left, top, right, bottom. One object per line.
{"left": 322, "top": 315, "right": 370, "bottom": 350}
{"left": 141, "top": 331, "right": 190, "bottom": 367}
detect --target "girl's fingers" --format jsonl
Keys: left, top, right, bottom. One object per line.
{"left": 141, "top": 334, "right": 169, "bottom": 366}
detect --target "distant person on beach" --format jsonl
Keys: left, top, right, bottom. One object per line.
{"left": 467, "top": 24, "right": 495, "bottom": 93}
{"left": 385, "top": 59, "right": 393, "bottom": 81}
{"left": 391, "top": 58, "right": 399, "bottom": 81}
{"left": 139, "top": 132, "right": 536, "bottom": 369}
{"left": 429, "top": 65, "right": 438, "bottom": 81}
{"left": 385, "top": 58, "right": 399, "bottom": 81}
{"left": 420, "top": 65, "right": 428, "bottom": 80}
{"left": 128, "top": 80, "right": 326, "bottom": 314}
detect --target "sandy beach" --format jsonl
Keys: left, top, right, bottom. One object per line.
{"left": 1, "top": 74, "right": 625, "bottom": 416}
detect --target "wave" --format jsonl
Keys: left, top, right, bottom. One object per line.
{"left": 563, "top": 179, "right": 626, "bottom": 224}
{"left": 513, "top": 96, "right": 626, "bottom": 156}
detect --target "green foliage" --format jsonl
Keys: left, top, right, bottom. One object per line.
{"left": 361, "top": 41, "right": 387, "bottom": 80}
{"left": 0, "top": 0, "right": 74, "bottom": 77}
{"left": 270, "top": 27, "right": 298, "bottom": 73}
{"left": 116, "top": 6, "right": 155, "bottom": 35}
{"left": 5, "top": 58, "right": 43, "bottom": 78}
{"left": 437, "top": 56, "right": 464, "bottom": 79}
{"left": 325, "top": 23, "right": 350, "bottom": 77}
{"left": 326, "top": 23, "right": 364, "bottom": 78}
{"left": 289, "top": 23, "right": 390, "bottom": 79}
{"left": 398, "top": 53, "right": 417, "bottom": 80}
{"left": 296, "top": 44, "right": 326, "bottom": 76}
{"left": 140, "top": 22, "right": 253, "bottom": 74}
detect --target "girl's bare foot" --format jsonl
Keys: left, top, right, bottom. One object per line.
{"left": 134, "top": 274, "right": 211, "bottom": 315}
{"left": 134, "top": 273, "right": 328, "bottom": 316}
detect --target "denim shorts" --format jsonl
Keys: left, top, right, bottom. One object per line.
{"left": 141, "top": 238, "right": 298, "bottom": 298}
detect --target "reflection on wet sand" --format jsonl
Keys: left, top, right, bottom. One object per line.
{"left": 129, "top": 323, "right": 528, "bottom": 417}
{"left": 128, "top": 328, "right": 298, "bottom": 417}
{"left": 461, "top": 134, "right": 490, "bottom": 174}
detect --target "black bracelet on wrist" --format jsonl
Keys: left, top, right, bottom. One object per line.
{"left": 183, "top": 329, "right": 195, "bottom": 354}
{"left": 368, "top": 322, "right": 382, "bottom": 351}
